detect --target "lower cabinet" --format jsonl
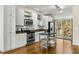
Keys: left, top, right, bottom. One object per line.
{"left": 16, "top": 31, "right": 44, "bottom": 48}
{"left": 16, "top": 33, "right": 27, "bottom": 48}
{"left": 35, "top": 31, "right": 45, "bottom": 42}
{"left": 35, "top": 32, "right": 39, "bottom": 42}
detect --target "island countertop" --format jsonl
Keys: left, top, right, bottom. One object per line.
{"left": 16, "top": 29, "right": 48, "bottom": 34}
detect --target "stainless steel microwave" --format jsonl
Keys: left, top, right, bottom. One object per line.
{"left": 24, "top": 19, "right": 33, "bottom": 26}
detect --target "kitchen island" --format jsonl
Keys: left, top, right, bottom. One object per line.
{"left": 16, "top": 29, "right": 48, "bottom": 34}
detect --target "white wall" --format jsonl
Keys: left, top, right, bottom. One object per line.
{"left": 0, "top": 5, "right": 4, "bottom": 51}
{"left": 73, "top": 6, "right": 79, "bottom": 45}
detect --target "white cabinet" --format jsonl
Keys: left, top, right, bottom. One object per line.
{"left": 35, "top": 31, "right": 44, "bottom": 42}
{"left": 32, "top": 12, "right": 38, "bottom": 29}
{"left": 16, "top": 8, "right": 24, "bottom": 25}
{"left": 0, "top": 6, "right": 4, "bottom": 51}
{"left": 16, "top": 33, "right": 27, "bottom": 48}
{"left": 42, "top": 16, "right": 52, "bottom": 29}
{"left": 35, "top": 32, "right": 39, "bottom": 42}
{"left": 1, "top": 5, "right": 16, "bottom": 52}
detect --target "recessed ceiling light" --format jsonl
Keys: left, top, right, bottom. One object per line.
{"left": 59, "top": 10, "right": 63, "bottom": 13}
{"left": 58, "top": 5, "right": 66, "bottom": 9}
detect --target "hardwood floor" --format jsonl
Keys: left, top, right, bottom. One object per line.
{"left": 72, "top": 45, "right": 79, "bottom": 54}
{"left": 56, "top": 39, "right": 72, "bottom": 54}
{"left": 1, "top": 38, "right": 79, "bottom": 54}
{"left": 3, "top": 42, "right": 56, "bottom": 54}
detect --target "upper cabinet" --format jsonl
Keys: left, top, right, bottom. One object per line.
{"left": 42, "top": 16, "right": 53, "bottom": 29}
{"left": 16, "top": 8, "right": 24, "bottom": 25}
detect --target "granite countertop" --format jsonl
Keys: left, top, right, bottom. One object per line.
{"left": 39, "top": 32, "right": 56, "bottom": 35}
{"left": 27, "top": 29, "right": 48, "bottom": 32}
{"left": 16, "top": 29, "right": 48, "bottom": 34}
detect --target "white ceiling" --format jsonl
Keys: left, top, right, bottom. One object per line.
{"left": 23, "top": 5, "right": 73, "bottom": 15}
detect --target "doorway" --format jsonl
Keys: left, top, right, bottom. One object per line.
{"left": 55, "top": 19, "right": 73, "bottom": 54}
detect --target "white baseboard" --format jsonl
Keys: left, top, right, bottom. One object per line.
{"left": 1, "top": 44, "right": 26, "bottom": 53}
{"left": 72, "top": 43, "right": 79, "bottom": 46}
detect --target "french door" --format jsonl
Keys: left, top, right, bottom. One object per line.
{"left": 55, "top": 19, "right": 72, "bottom": 40}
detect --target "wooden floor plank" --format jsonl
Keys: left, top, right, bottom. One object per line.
{"left": 1, "top": 39, "right": 79, "bottom": 54}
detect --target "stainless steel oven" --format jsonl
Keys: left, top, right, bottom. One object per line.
{"left": 27, "top": 31, "right": 35, "bottom": 45}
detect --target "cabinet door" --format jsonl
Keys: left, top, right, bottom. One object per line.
{"left": 20, "top": 33, "right": 27, "bottom": 46}
{"left": 16, "top": 8, "right": 24, "bottom": 25}
{"left": 35, "top": 32, "right": 39, "bottom": 42}
{"left": 9, "top": 6, "right": 16, "bottom": 49}
{"left": 16, "top": 33, "right": 27, "bottom": 48}
{"left": 4, "top": 6, "right": 16, "bottom": 51}
{"left": 4, "top": 6, "right": 11, "bottom": 51}
{"left": 35, "top": 31, "right": 45, "bottom": 42}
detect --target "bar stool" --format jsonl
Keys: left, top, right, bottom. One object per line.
{"left": 39, "top": 32, "right": 56, "bottom": 53}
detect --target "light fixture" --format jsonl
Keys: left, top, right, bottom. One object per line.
{"left": 54, "top": 5, "right": 63, "bottom": 13}
{"left": 51, "top": 5, "right": 56, "bottom": 8}
{"left": 59, "top": 10, "right": 63, "bottom": 13}
{"left": 58, "top": 5, "right": 66, "bottom": 9}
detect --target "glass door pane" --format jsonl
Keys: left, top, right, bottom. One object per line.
{"left": 55, "top": 20, "right": 63, "bottom": 38}
{"left": 55, "top": 19, "right": 72, "bottom": 39}
{"left": 63, "top": 19, "right": 72, "bottom": 39}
